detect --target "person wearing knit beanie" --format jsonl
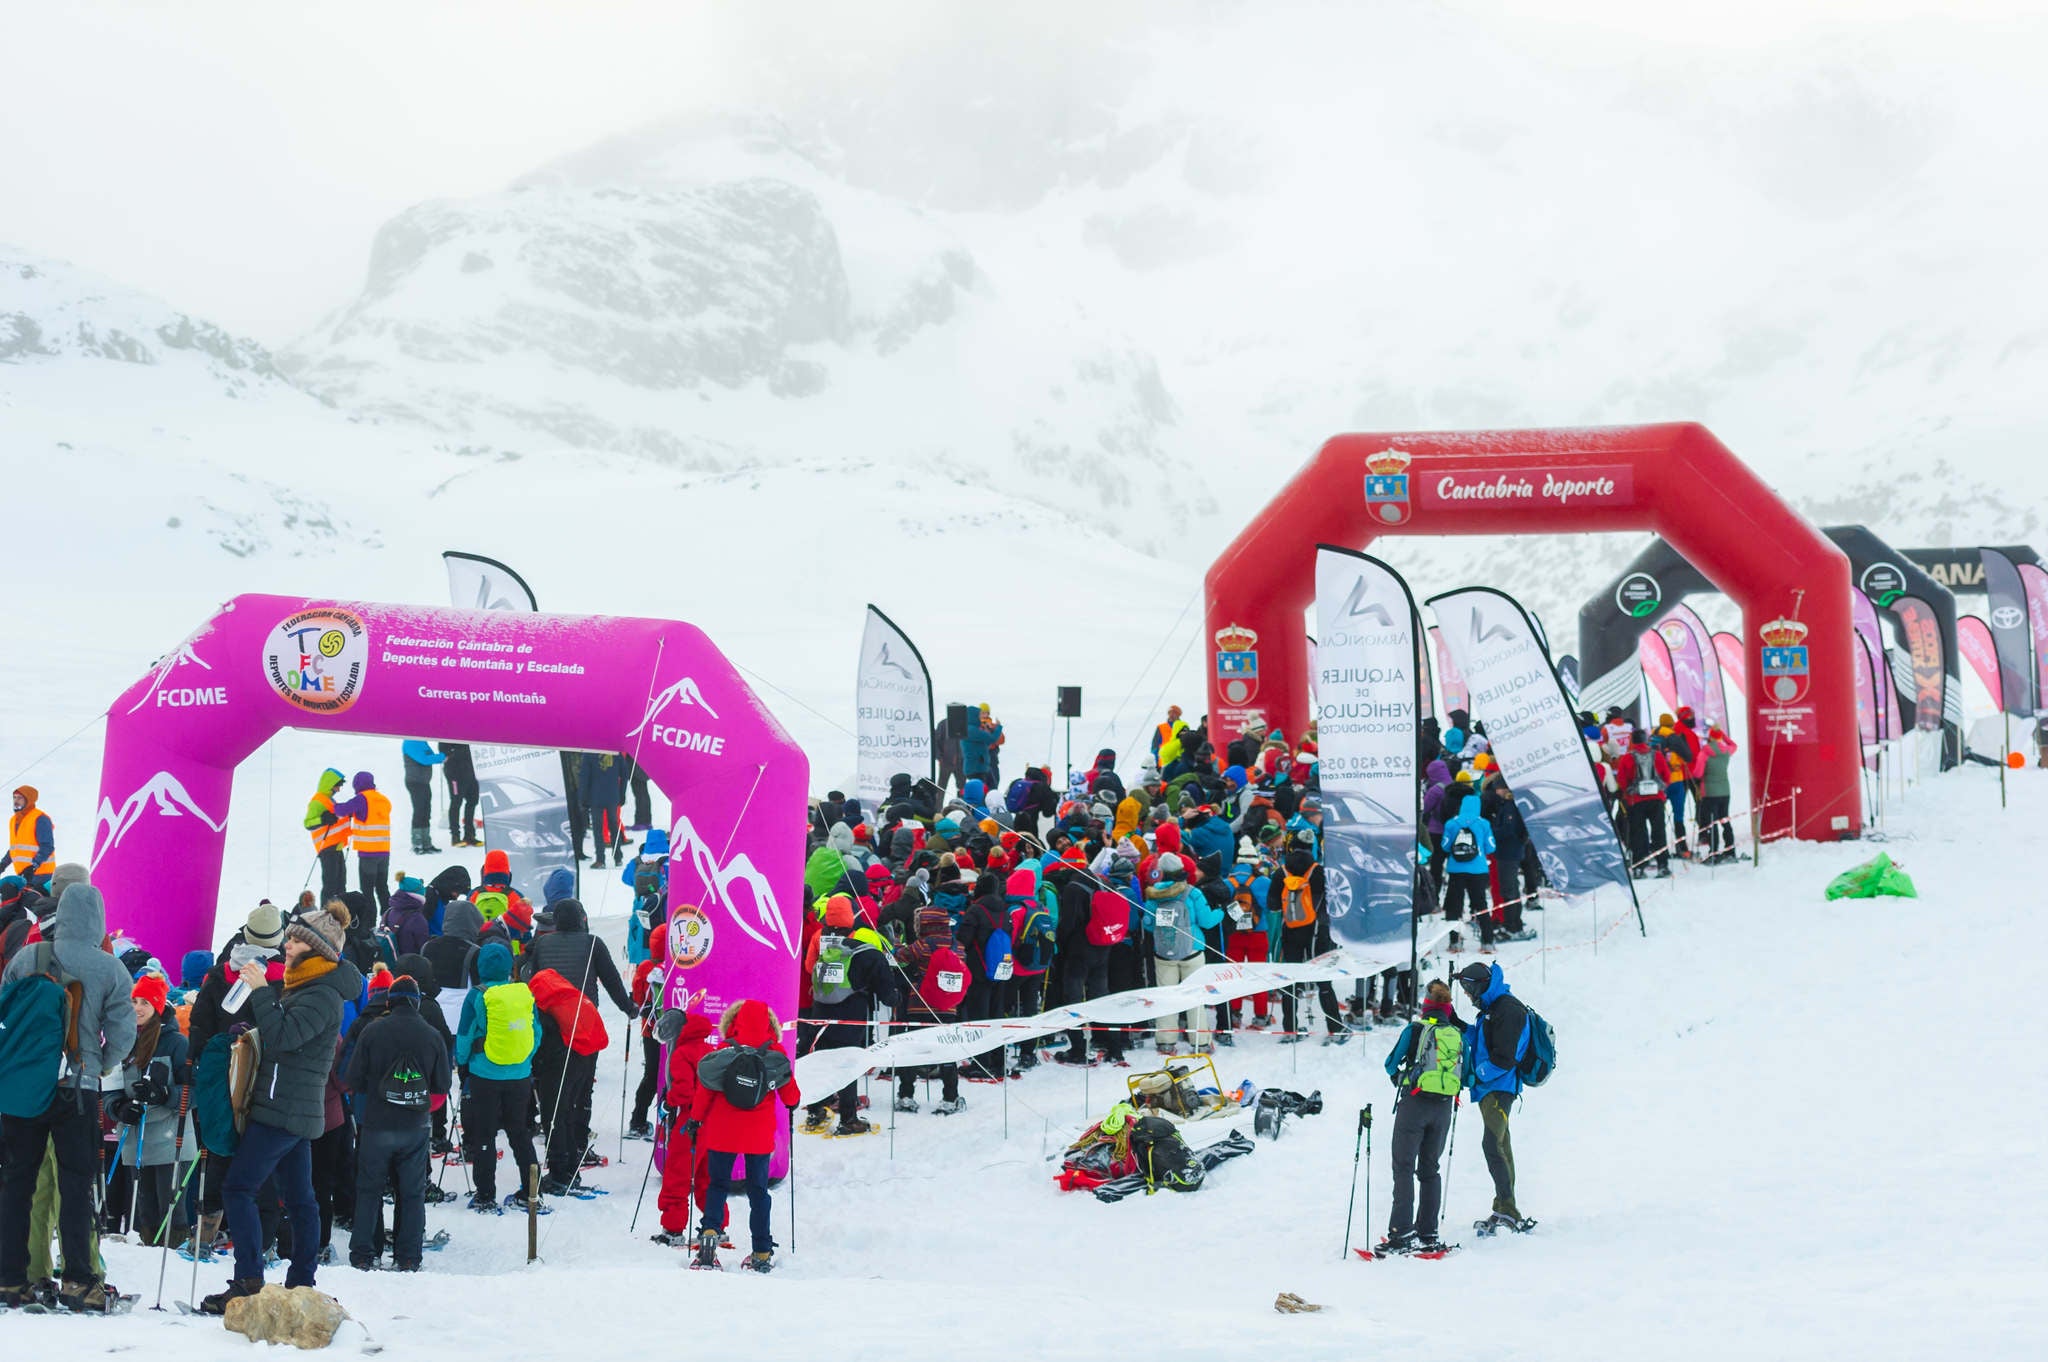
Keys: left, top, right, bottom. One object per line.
{"left": 288, "top": 900, "right": 351, "bottom": 964}
{"left": 131, "top": 972, "right": 170, "bottom": 1018}
{"left": 244, "top": 900, "right": 287, "bottom": 951}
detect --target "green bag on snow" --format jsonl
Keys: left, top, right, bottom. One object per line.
{"left": 1824, "top": 853, "right": 1918, "bottom": 901}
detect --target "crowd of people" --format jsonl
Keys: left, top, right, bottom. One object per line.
{"left": 0, "top": 690, "right": 1722, "bottom": 1310}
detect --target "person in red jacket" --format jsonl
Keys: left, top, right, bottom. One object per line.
{"left": 684, "top": 999, "right": 799, "bottom": 1271}
{"left": 1620, "top": 735, "right": 1673, "bottom": 879}
{"left": 651, "top": 1011, "right": 718, "bottom": 1246}
{"left": 528, "top": 968, "right": 609, "bottom": 1196}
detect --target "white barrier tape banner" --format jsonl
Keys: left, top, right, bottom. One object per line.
{"left": 794, "top": 929, "right": 1449, "bottom": 1096}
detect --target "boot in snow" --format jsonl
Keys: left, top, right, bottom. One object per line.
{"left": 931, "top": 1096, "right": 966, "bottom": 1115}
{"left": 832, "top": 1115, "right": 873, "bottom": 1137}
{"left": 742, "top": 1250, "right": 775, "bottom": 1274}
{"left": 692, "top": 1229, "right": 721, "bottom": 1270}
{"left": 893, "top": 1095, "right": 920, "bottom": 1114}
{"left": 200, "top": 1278, "right": 263, "bottom": 1316}
{"left": 801, "top": 1106, "right": 833, "bottom": 1133}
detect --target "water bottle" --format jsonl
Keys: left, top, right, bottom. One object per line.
{"left": 222, "top": 943, "right": 272, "bottom": 1014}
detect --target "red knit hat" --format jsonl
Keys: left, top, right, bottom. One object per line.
{"left": 824, "top": 895, "right": 856, "bottom": 929}
{"left": 131, "top": 974, "right": 169, "bottom": 1015}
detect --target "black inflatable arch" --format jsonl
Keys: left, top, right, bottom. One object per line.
{"left": 1578, "top": 525, "right": 1961, "bottom": 768}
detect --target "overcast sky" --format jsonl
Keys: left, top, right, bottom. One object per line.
{"left": 2, "top": 0, "right": 2037, "bottom": 343}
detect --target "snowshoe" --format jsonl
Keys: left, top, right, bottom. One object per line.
{"left": 649, "top": 1229, "right": 693, "bottom": 1248}
{"left": 468, "top": 1193, "right": 502, "bottom": 1216}
{"left": 424, "top": 1229, "right": 451, "bottom": 1252}
{"left": 0, "top": 1283, "right": 42, "bottom": 1312}
{"left": 504, "top": 1189, "right": 554, "bottom": 1216}
{"left": 1322, "top": 1031, "right": 1350, "bottom": 1046}
{"left": 1473, "top": 1213, "right": 1536, "bottom": 1236}
{"left": 1277, "top": 1034, "right": 1305, "bottom": 1045}
{"left": 350, "top": 1255, "right": 380, "bottom": 1272}
{"left": 317, "top": 1243, "right": 338, "bottom": 1266}
{"left": 931, "top": 1096, "right": 967, "bottom": 1115}
{"left": 424, "top": 1182, "right": 456, "bottom": 1205}
{"left": 800, "top": 1108, "right": 834, "bottom": 1133}
{"left": 1214, "top": 1032, "right": 1235, "bottom": 1047}
{"left": 690, "top": 1229, "right": 722, "bottom": 1270}
{"left": 1052, "top": 1051, "right": 1094, "bottom": 1067}
{"left": 625, "top": 1122, "right": 654, "bottom": 1142}
{"left": 1375, "top": 1230, "right": 1419, "bottom": 1256}
{"left": 892, "top": 1095, "right": 919, "bottom": 1114}
{"left": 829, "top": 1116, "right": 875, "bottom": 1137}
{"left": 1412, "top": 1236, "right": 1459, "bottom": 1258}
{"left": 741, "top": 1250, "right": 775, "bottom": 1274}
{"left": 580, "top": 1149, "right": 608, "bottom": 1169}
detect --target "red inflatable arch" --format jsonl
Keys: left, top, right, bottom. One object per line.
{"left": 1205, "top": 424, "right": 1859, "bottom": 841}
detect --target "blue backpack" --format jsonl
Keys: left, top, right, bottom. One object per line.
{"left": 1516, "top": 1008, "right": 1556, "bottom": 1087}
{"left": 1013, "top": 903, "right": 1055, "bottom": 973}
{"left": 982, "top": 915, "right": 1015, "bottom": 982}
{"left": 0, "top": 944, "right": 82, "bottom": 1119}
{"left": 1004, "top": 778, "right": 1031, "bottom": 814}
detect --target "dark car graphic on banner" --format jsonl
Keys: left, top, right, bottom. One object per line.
{"left": 1319, "top": 786, "right": 1416, "bottom": 944}
{"left": 1506, "top": 778, "right": 1615, "bottom": 894}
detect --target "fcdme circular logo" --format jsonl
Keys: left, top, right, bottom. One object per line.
{"left": 265, "top": 608, "right": 368, "bottom": 714}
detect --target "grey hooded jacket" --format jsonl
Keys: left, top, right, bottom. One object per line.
{"left": 2, "top": 884, "right": 140, "bottom": 1091}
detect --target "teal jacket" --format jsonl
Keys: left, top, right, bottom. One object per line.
{"left": 455, "top": 942, "right": 536, "bottom": 1080}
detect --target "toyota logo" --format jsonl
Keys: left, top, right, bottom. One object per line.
{"left": 1991, "top": 605, "right": 2026, "bottom": 630}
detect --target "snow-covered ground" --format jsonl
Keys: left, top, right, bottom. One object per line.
{"left": 11, "top": 763, "right": 2035, "bottom": 1358}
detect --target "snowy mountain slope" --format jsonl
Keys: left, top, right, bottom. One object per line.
{"left": 14, "top": 767, "right": 2039, "bottom": 1358}
{"left": 0, "top": 245, "right": 1217, "bottom": 878}
{"left": 280, "top": 117, "right": 1208, "bottom": 558}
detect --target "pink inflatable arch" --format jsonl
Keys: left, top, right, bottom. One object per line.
{"left": 93, "top": 595, "right": 807, "bottom": 1030}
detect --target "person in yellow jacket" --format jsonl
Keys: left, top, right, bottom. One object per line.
{"left": 8, "top": 786, "right": 55, "bottom": 889}
{"left": 334, "top": 771, "right": 393, "bottom": 916}
{"left": 1112, "top": 789, "right": 1145, "bottom": 843}
{"left": 304, "top": 769, "right": 351, "bottom": 904}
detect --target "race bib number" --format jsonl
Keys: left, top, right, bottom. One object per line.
{"left": 936, "top": 971, "right": 965, "bottom": 993}
{"left": 817, "top": 963, "right": 847, "bottom": 986}
{"left": 992, "top": 957, "right": 1015, "bottom": 982}
{"left": 1153, "top": 905, "right": 1179, "bottom": 930}
{"left": 1227, "top": 905, "right": 1251, "bottom": 929}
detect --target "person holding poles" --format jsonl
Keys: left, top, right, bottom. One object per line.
{"left": 1378, "top": 979, "right": 1464, "bottom": 1254}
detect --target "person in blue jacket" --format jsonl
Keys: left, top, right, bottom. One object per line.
{"left": 400, "top": 740, "right": 445, "bottom": 855}
{"left": 1438, "top": 782, "right": 1497, "bottom": 949}
{"left": 1456, "top": 961, "right": 1531, "bottom": 1232}
{"left": 621, "top": 828, "right": 669, "bottom": 964}
{"left": 1143, "top": 853, "right": 1223, "bottom": 1053}
{"left": 1180, "top": 806, "right": 1235, "bottom": 866}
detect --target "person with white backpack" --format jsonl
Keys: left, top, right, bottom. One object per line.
{"left": 1143, "top": 853, "right": 1222, "bottom": 1054}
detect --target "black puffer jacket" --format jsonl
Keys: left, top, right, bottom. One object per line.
{"left": 517, "top": 900, "right": 631, "bottom": 1013}
{"left": 245, "top": 957, "right": 364, "bottom": 1140}
{"left": 343, "top": 998, "right": 452, "bottom": 1133}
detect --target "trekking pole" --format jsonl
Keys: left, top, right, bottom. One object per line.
{"left": 627, "top": 1123, "right": 662, "bottom": 1234}
{"left": 151, "top": 1092, "right": 193, "bottom": 1310}
{"left": 1341, "top": 1105, "right": 1369, "bottom": 1258}
{"left": 786, "top": 1106, "right": 797, "bottom": 1255}
{"left": 1443, "top": 1096, "right": 1461, "bottom": 1225}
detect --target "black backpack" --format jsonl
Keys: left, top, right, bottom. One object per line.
{"left": 1129, "top": 1115, "right": 1204, "bottom": 1192}
{"left": 379, "top": 1045, "right": 433, "bottom": 1110}
{"left": 699, "top": 1044, "right": 785, "bottom": 1111}
{"left": 1447, "top": 825, "right": 1479, "bottom": 861}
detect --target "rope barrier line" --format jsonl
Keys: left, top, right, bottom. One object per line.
{"left": 0, "top": 709, "right": 109, "bottom": 792}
